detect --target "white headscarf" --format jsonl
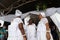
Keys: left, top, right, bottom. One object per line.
{"left": 40, "top": 12, "right": 46, "bottom": 17}
{"left": 24, "top": 16, "right": 30, "bottom": 25}
{"left": 0, "top": 20, "right": 4, "bottom": 27}
{"left": 15, "top": 9, "right": 22, "bottom": 16}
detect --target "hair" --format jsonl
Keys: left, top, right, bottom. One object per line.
{"left": 30, "top": 13, "right": 40, "bottom": 26}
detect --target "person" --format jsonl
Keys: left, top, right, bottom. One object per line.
{"left": 37, "top": 12, "right": 53, "bottom": 40}
{"left": 0, "top": 20, "right": 5, "bottom": 40}
{"left": 49, "top": 20, "right": 59, "bottom": 40}
{"left": 7, "top": 9, "right": 27, "bottom": 40}
{"left": 26, "top": 16, "right": 36, "bottom": 40}
{"left": 24, "top": 15, "right": 31, "bottom": 34}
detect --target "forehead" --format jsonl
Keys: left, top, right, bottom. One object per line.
{"left": 38, "top": 14, "right": 42, "bottom": 16}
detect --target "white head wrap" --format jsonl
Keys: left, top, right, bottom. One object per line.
{"left": 24, "top": 16, "right": 30, "bottom": 25}
{"left": 40, "top": 12, "right": 46, "bottom": 17}
{"left": 15, "top": 9, "right": 22, "bottom": 16}
{"left": 0, "top": 20, "right": 4, "bottom": 27}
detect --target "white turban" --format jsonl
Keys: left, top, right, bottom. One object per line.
{"left": 0, "top": 20, "right": 4, "bottom": 27}
{"left": 24, "top": 16, "right": 30, "bottom": 25}
{"left": 15, "top": 9, "right": 22, "bottom": 16}
{"left": 40, "top": 12, "right": 46, "bottom": 17}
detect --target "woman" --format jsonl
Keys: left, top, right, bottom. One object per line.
{"left": 37, "top": 12, "right": 53, "bottom": 40}
{"left": 0, "top": 20, "right": 4, "bottom": 40}
{"left": 7, "top": 9, "right": 27, "bottom": 40}
{"left": 26, "top": 16, "right": 36, "bottom": 40}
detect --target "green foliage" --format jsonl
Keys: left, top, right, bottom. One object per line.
{"left": 36, "top": 4, "right": 47, "bottom": 11}
{"left": 42, "top": 4, "right": 47, "bottom": 10}
{"left": 36, "top": 5, "right": 40, "bottom": 11}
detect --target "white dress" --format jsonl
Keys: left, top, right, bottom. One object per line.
{"left": 24, "top": 16, "right": 30, "bottom": 35}
{"left": 26, "top": 23, "right": 36, "bottom": 40}
{"left": 37, "top": 18, "right": 53, "bottom": 40}
{"left": 7, "top": 18, "right": 24, "bottom": 40}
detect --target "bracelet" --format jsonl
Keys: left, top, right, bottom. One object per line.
{"left": 22, "top": 34, "right": 26, "bottom": 37}
{"left": 46, "top": 30, "right": 50, "bottom": 33}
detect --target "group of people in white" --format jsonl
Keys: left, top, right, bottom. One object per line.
{"left": 7, "top": 9, "right": 53, "bottom": 40}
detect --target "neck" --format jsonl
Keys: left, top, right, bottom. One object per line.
{"left": 40, "top": 17, "right": 43, "bottom": 19}
{"left": 16, "top": 16, "right": 21, "bottom": 18}
{"left": 28, "top": 23, "right": 32, "bottom": 25}
{"left": 39, "top": 16, "right": 44, "bottom": 20}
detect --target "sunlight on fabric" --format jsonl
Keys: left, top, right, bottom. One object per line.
{"left": 50, "top": 12, "right": 60, "bottom": 32}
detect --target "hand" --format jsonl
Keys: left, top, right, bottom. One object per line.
{"left": 23, "top": 36, "right": 27, "bottom": 40}
{"left": 46, "top": 32, "right": 51, "bottom": 40}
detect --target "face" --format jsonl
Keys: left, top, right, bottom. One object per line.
{"left": 38, "top": 14, "right": 42, "bottom": 19}
{"left": 29, "top": 19, "right": 32, "bottom": 24}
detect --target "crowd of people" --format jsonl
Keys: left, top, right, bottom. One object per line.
{"left": 0, "top": 9, "right": 59, "bottom": 40}
{"left": 0, "top": 20, "right": 8, "bottom": 40}
{"left": 7, "top": 9, "right": 53, "bottom": 40}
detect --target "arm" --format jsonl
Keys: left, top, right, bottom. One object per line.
{"left": 45, "top": 23, "right": 51, "bottom": 40}
{"left": 19, "top": 23, "right": 27, "bottom": 40}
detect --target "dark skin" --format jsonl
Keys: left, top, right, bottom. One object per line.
{"left": 46, "top": 23, "right": 51, "bottom": 40}
{"left": 17, "top": 16, "right": 27, "bottom": 40}
{"left": 28, "top": 19, "right": 32, "bottom": 25}
{"left": 19, "top": 23, "right": 27, "bottom": 40}
{"left": 38, "top": 14, "right": 51, "bottom": 40}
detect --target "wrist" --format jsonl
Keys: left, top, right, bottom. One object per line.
{"left": 46, "top": 29, "right": 51, "bottom": 33}
{"left": 23, "top": 36, "right": 26, "bottom": 37}
{"left": 22, "top": 34, "right": 26, "bottom": 37}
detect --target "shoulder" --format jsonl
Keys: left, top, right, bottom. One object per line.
{"left": 14, "top": 18, "right": 21, "bottom": 20}
{"left": 41, "top": 18, "right": 48, "bottom": 24}
{"left": 42, "top": 18, "right": 47, "bottom": 20}
{"left": 32, "top": 23, "right": 36, "bottom": 26}
{"left": 41, "top": 18, "right": 48, "bottom": 21}
{"left": 14, "top": 18, "right": 23, "bottom": 23}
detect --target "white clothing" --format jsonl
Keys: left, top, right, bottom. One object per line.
{"left": 24, "top": 16, "right": 30, "bottom": 25}
{"left": 24, "top": 16, "right": 30, "bottom": 34}
{"left": 37, "top": 18, "right": 53, "bottom": 40}
{"left": 7, "top": 18, "right": 24, "bottom": 40}
{"left": 0, "top": 20, "right": 4, "bottom": 27}
{"left": 15, "top": 9, "right": 22, "bottom": 16}
{"left": 37, "top": 11, "right": 46, "bottom": 17}
{"left": 26, "top": 23, "right": 36, "bottom": 40}
{"left": 40, "top": 12, "right": 46, "bottom": 17}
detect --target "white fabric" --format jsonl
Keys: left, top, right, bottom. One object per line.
{"left": 7, "top": 18, "right": 23, "bottom": 40}
{"left": 24, "top": 16, "right": 31, "bottom": 35}
{"left": 37, "top": 18, "right": 53, "bottom": 40}
{"left": 40, "top": 12, "right": 46, "bottom": 17}
{"left": 57, "top": 8, "right": 60, "bottom": 13}
{"left": 41, "top": 18, "right": 48, "bottom": 24}
{"left": 50, "top": 12, "right": 60, "bottom": 32}
{"left": 55, "top": 12, "right": 60, "bottom": 23}
{"left": 46, "top": 7, "right": 57, "bottom": 16}
{"left": 24, "top": 16, "right": 30, "bottom": 25}
{"left": 28, "top": 11, "right": 39, "bottom": 15}
{"left": 23, "top": 24, "right": 27, "bottom": 34}
{"left": 15, "top": 9, "right": 22, "bottom": 16}
{"left": 37, "top": 18, "right": 46, "bottom": 40}
{"left": 0, "top": 10, "right": 50, "bottom": 22}
{"left": 26, "top": 24, "right": 36, "bottom": 40}
{"left": 35, "top": 11, "right": 46, "bottom": 17}
{"left": 0, "top": 20, "right": 4, "bottom": 27}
